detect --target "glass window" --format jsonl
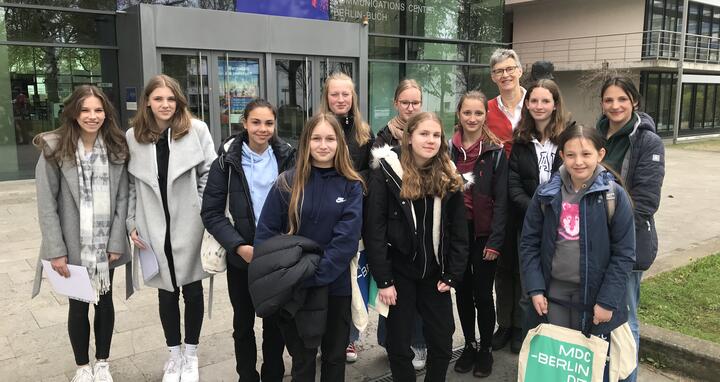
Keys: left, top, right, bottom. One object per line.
{"left": 369, "top": 36, "right": 403, "bottom": 60}
{"left": 644, "top": 73, "right": 660, "bottom": 123}
{"left": 704, "top": 84, "right": 715, "bottom": 127}
{"left": 694, "top": 84, "right": 706, "bottom": 129}
{"left": 407, "top": 41, "right": 467, "bottom": 62}
{"left": 680, "top": 83, "right": 693, "bottom": 130}
{"left": 332, "top": 0, "right": 503, "bottom": 43}
{"left": 2, "top": 1, "right": 117, "bottom": 11}
{"left": 0, "top": 6, "right": 116, "bottom": 46}
{"left": 0, "top": 45, "right": 118, "bottom": 181}
{"left": 406, "top": 63, "right": 468, "bottom": 136}
{"left": 368, "top": 62, "right": 401, "bottom": 132}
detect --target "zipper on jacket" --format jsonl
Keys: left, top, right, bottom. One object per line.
{"left": 581, "top": 198, "right": 589, "bottom": 330}
{"left": 421, "top": 197, "right": 428, "bottom": 279}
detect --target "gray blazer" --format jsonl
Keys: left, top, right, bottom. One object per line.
{"left": 126, "top": 119, "right": 216, "bottom": 292}
{"left": 32, "top": 133, "right": 133, "bottom": 299}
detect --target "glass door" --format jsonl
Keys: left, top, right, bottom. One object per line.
{"left": 160, "top": 52, "right": 210, "bottom": 127}
{"left": 275, "top": 57, "right": 312, "bottom": 143}
{"left": 217, "top": 54, "right": 262, "bottom": 142}
{"left": 273, "top": 55, "right": 357, "bottom": 144}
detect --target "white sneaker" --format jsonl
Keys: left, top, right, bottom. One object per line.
{"left": 411, "top": 346, "right": 427, "bottom": 370}
{"left": 180, "top": 354, "right": 199, "bottom": 382}
{"left": 71, "top": 365, "right": 94, "bottom": 382}
{"left": 162, "top": 355, "right": 184, "bottom": 382}
{"left": 93, "top": 361, "right": 113, "bottom": 382}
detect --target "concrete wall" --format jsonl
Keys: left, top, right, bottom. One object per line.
{"left": 511, "top": 0, "right": 646, "bottom": 68}
{"left": 512, "top": 0, "right": 645, "bottom": 42}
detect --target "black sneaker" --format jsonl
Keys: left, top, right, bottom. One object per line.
{"left": 473, "top": 348, "right": 493, "bottom": 378}
{"left": 491, "top": 327, "right": 512, "bottom": 350}
{"left": 510, "top": 327, "right": 524, "bottom": 354}
{"left": 453, "top": 342, "right": 476, "bottom": 373}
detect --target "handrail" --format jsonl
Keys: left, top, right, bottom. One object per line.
{"left": 512, "top": 29, "right": 720, "bottom": 66}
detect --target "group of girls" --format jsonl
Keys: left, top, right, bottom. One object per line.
{"left": 30, "top": 46, "right": 662, "bottom": 382}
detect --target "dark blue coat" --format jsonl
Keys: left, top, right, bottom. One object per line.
{"left": 520, "top": 170, "right": 636, "bottom": 334}
{"left": 200, "top": 132, "right": 295, "bottom": 270}
{"left": 598, "top": 112, "right": 665, "bottom": 271}
{"left": 255, "top": 167, "right": 363, "bottom": 296}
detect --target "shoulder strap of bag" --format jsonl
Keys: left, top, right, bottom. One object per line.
{"left": 605, "top": 181, "right": 616, "bottom": 224}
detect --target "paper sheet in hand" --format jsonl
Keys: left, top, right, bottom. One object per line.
{"left": 41, "top": 260, "right": 96, "bottom": 304}
{"left": 136, "top": 236, "right": 159, "bottom": 282}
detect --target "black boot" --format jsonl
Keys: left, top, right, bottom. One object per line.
{"left": 510, "top": 327, "right": 524, "bottom": 354}
{"left": 473, "top": 347, "right": 493, "bottom": 378}
{"left": 491, "top": 327, "right": 512, "bottom": 350}
{"left": 453, "top": 341, "right": 476, "bottom": 373}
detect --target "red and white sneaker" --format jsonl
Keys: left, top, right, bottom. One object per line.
{"left": 345, "top": 342, "right": 358, "bottom": 363}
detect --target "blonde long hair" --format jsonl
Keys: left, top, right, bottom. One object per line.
{"left": 319, "top": 72, "right": 372, "bottom": 146}
{"left": 131, "top": 74, "right": 193, "bottom": 144}
{"left": 400, "top": 112, "right": 463, "bottom": 200}
{"left": 279, "top": 113, "right": 365, "bottom": 234}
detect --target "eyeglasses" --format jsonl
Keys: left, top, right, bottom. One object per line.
{"left": 397, "top": 100, "right": 421, "bottom": 108}
{"left": 491, "top": 66, "right": 518, "bottom": 77}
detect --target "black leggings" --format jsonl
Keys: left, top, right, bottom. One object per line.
{"left": 68, "top": 269, "right": 115, "bottom": 366}
{"left": 158, "top": 238, "right": 204, "bottom": 346}
{"left": 455, "top": 222, "right": 498, "bottom": 350}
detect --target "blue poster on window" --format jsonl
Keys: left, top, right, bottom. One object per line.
{"left": 236, "top": 0, "right": 329, "bottom": 20}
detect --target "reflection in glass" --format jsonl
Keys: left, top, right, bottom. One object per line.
{"left": 320, "top": 60, "right": 354, "bottom": 89}
{"left": 0, "top": 46, "right": 118, "bottom": 180}
{"left": 0, "top": 7, "right": 116, "bottom": 46}
{"left": 161, "top": 54, "right": 210, "bottom": 127}
{"left": 276, "top": 59, "right": 311, "bottom": 144}
{"left": 218, "top": 57, "right": 260, "bottom": 141}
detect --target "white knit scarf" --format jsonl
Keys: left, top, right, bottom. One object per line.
{"left": 75, "top": 136, "right": 112, "bottom": 300}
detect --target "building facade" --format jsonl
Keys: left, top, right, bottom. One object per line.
{"left": 0, "top": 0, "right": 505, "bottom": 181}
{"left": 508, "top": 0, "right": 720, "bottom": 137}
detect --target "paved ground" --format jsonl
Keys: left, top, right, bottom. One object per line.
{"left": 0, "top": 143, "right": 714, "bottom": 381}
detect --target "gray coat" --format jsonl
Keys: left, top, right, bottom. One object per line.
{"left": 32, "top": 133, "right": 133, "bottom": 299}
{"left": 126, "top": 119, "right": 217, "bottom": 291}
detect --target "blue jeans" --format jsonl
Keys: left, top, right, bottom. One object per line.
{"left": 620, "top": 271, "right": 642, "bottom": 382}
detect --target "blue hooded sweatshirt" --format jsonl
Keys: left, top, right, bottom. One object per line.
{"left": 255, "top": 167, "right": 363, "bottom": 296}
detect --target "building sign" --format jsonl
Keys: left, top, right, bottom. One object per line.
{"left": 235, "top": 0, "right": 330, "bottom": 20}
{"left": 329, "top": 0, "right": 433, "bottom": 23}
{"left": 234, "top": 0, "right": 431, "bottom": 23}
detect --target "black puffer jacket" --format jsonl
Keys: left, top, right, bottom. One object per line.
{"left": 364, "top": 145, "right": 469, "bottom": 289}
{"left": 597, "top": 112, "right": 665, "bottom": 270}
{"left": 248, "top": 235, "right": 328, "bottom": 348}
{"left": 337, "top": 114, "right": 374, "bottom": 178}
{"left": 507, "top": 140, "right": 562, "bottom": 220}
{"left": 200, "top": 132, "right": 296, "bottom": 269}
{"left": 373, "top": 125, "right": 399, "bottom": 148}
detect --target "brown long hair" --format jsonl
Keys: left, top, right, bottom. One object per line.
{"left": 400, "top": 112, "right": 463, "bottom": 200}
{"left": 131, "top": 74, "right": 193, "bottom": 144}
{"left": 33, "top": 85, "right": 128, "bottom": 164}
{"left": 319, "top": 72, "right": 372, "bottom": 146}
{"left": 515, "top": 79, "right": 568, "bottom": 144}
{"left": 278, "top": 113, "right": 364, "bottom": 234}
{"left": 455, "top": 90, "right": 502, "bottom": 146}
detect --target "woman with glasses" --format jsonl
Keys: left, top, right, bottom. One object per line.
{"left": 486, "top": 48, "right": 527, "bottom": 354}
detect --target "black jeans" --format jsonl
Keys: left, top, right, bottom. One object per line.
{"left": 158, "top": 279, "right": 204, "bottom": 346}
{"left": 158, "top": 237, "right": 204, "bottom": 347}
{"left": 455, "top": 225, "right": 497, "bottom": 350}
{"left": 496, "top": 215, "right": 523, "bottom": 329}
{"left": 68, "top": 269, "right": 115, "bottom": 366}
{"left": 279, "top": 295, "right": 351, "bottom": 382}
{"left": 226, "top": 264, "right": 285, "bottom": 382}
{"left": 386, "top": 273, "right": 454, "bottom": 382}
